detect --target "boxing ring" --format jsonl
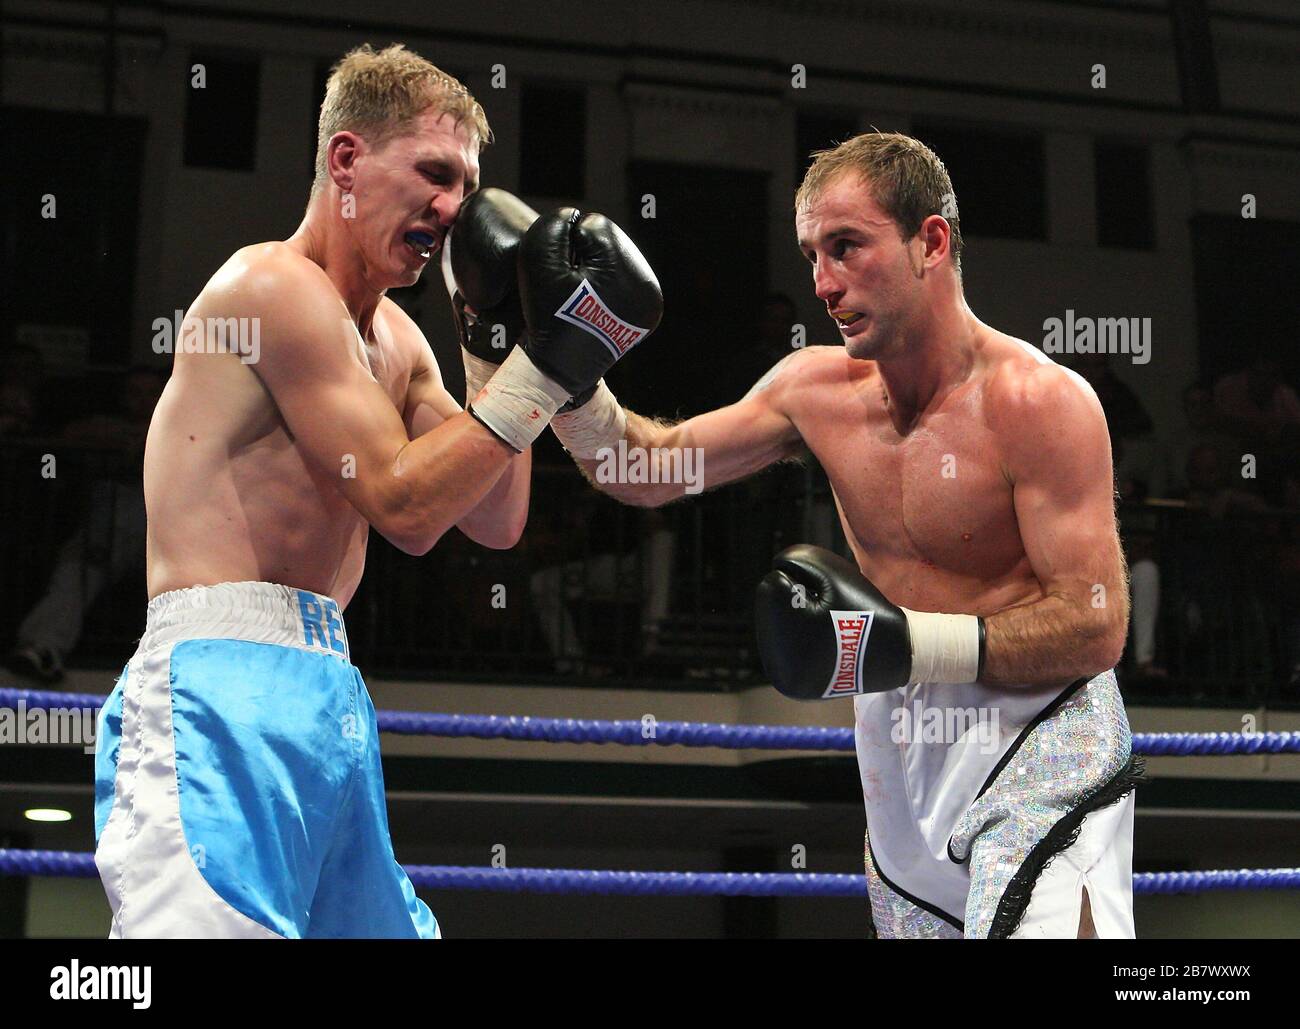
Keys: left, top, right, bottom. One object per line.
{"left": 2, "top": 686, "right": 1297, "bottom": 903}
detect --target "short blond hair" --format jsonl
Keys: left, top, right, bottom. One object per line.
{"left": 796, "top": 131, "right": 962, "bottom": 271}
{"left": 313, "top": 43, "right": 491, "bottom": 191}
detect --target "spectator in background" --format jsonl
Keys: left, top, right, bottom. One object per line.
{"left": 0, "top": 380, "right": 39, "bottom": 438}
{"left": 1167, "top": 440, "right": 1277, "bottom": 696}
{"left": 6, "top": 366, "right": 166, "bottom": 682}
{"left": 1181, "top": 441, "right": 1271, "bottom": 519}
{"left": 528, "top": 498, "right": 674, "bottom": 673}
{"left": 1070, "top": 352, "right": 1158, "bottom": 501}
{"left": 1125, "top": 537, "right": 1163, "bottom": 681}
{"left": 0, "top": 345, "right": 47, "bottom": 438}
{"left": 1130, "top": 381, "right": 1243, "bottom": 685}
{"left": 1213, "top": 352, "right": 1300, "bottom": 449}
{"left": 1072, "top": 354, "right": 1162, "bottom": 680}
{"left": 1214, "top": 352, "right": 1300, "bottom": 517}
{"left": 1164, "top": 382, "right": 1243, "bottom": 497}
{"left": 1071, "top": 352, "right": 1153, "bottom": 440}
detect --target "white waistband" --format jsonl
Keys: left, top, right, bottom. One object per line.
{"left": 141, "top": 582, "right": 350, "bottom": 661}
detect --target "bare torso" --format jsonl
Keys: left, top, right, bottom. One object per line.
{"left": 144, "top": 242, "right": 422, "bottom": 605}
{"left": 780, "top": 334, "right": 1056, "bottom": 619}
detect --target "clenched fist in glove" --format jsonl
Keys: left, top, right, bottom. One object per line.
{"left": 756, "top": 544, "right": 986, "bottom": 700}
{"left": 467, "top": 205, "right": 662, "bottom": 452}
{"left": 440, "top": 187, "right": 538, "bottom": 406}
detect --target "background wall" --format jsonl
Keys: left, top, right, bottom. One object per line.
{"left": 4, "top": 0, "right": 1300, "bottom": 939}
{"left": 5, "top": 0, "right": 1299, "bottom": 431}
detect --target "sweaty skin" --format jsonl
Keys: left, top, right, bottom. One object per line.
{"left": 145, "top": 110, "right": 530, "bottom": 605}
{"left": 569, "top": 171, "right": 1129, "bottom": 689}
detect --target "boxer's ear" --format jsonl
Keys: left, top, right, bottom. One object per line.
{"left": 326, "top": 131, "right": 362, "bottom": 192}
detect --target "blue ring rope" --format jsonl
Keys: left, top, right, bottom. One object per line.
{"left": 3, "top": 686, "right": 1296, "bottom": 756}
{"left": 1, "top": 849, "right": 1297, "bottom": 896}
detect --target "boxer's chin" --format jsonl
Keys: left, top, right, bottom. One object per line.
{"left": 391, "top": 261, "right": 423, "bottom": 288}
{"left": 844, "top": 332, "right": 879, "bottom": 361}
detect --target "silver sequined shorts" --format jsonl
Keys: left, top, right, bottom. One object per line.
{"left": 862, "top": 673, "right": 1140, "bottom": 939}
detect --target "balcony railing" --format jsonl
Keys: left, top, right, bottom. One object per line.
{"left": 1, "top": 442, "right": 1296, "bottom": 706}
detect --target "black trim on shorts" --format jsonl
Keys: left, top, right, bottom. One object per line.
{"left": 986, "top": 754, "right": 1145, "bottom": 939}
{"left": 947, "top": 676, "right": 1089, "bottom": 864}
{"left": 866, "top": 827, "right": 965, "bottom": 935}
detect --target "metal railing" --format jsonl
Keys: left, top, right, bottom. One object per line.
{"left": 0, "top": 441, "right": 1296, "bottom": 703}
{"left": 1119, "top": 499, "right": 1298, "bottom": 705}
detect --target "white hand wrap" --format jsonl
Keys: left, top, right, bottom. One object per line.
{"left": 470, "top": 346, "right": 570, "bottom": 452}
{"left": 550, "top": 380, "right": 627, "bottom": 460}
{"left": 462, "top": 351, "right": 497, "bottom": 408}
{"left": 901, "top": 608, "right": 982, "bottom": 685}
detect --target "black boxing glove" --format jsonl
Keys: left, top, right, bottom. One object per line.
{"left": 517, "top": 208, "right": 663, "bottom": 397}
{"left": 441, "top": 188, "right": 539, "bottom": 405}
{"left": 468, "top": 207, "right": 662, "bottom": 451}
{"left": 755, "top": 544, "right": 986, "bottom": 700}
{"left": 557, "top": 382, "right": 599, "bottom": 415}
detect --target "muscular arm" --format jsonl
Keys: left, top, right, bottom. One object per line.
{"left": 566, "top": 352, "right": 808, "bottom": 506}
{"left": 221, "top": 252, "right": 515, "bottom": 556}
{"left": 982, "top": 365, "right": 1130, "bottom": 685}
{"left": 403, "top": 331, "right": 531, "bottom": 549}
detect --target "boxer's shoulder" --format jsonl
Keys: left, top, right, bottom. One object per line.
{"left": 202, "top": 241, "right": 336, "bottom": 319}
{"left": 194, "top": 243, "right": 359, "bottom": 372}
{"left": 794, "top": 341, "right": 856, "bottom": 378}
{"left": 744, "top": 343, "right": 849, "bottom": 403}
{"left": 982, "top": 333, "right": 1105, "bottom": 436}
